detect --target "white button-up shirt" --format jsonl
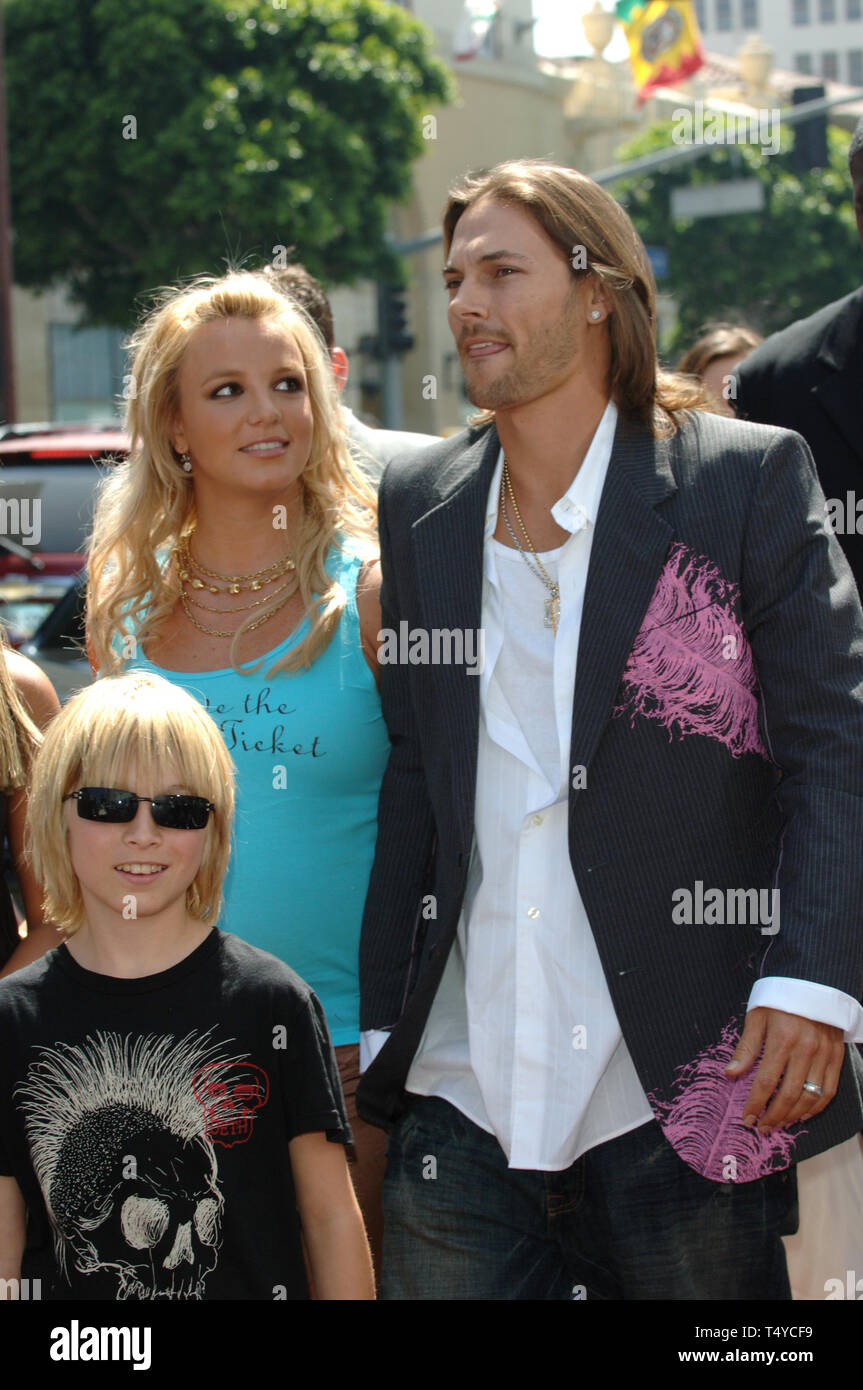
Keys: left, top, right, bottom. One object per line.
{"left": 378, "top": 399, "right": 863, "bottom": 1170}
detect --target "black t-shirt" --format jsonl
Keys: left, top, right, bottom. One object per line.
{"left": 0, "top": 929, "right": 351, "bottom": 1300}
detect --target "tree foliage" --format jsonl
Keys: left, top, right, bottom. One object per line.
{"left": 613, "top": 120, "right": 861, "bottom": 354}
{"left": 7, "top": 0, "right": 453, "bottom": 324}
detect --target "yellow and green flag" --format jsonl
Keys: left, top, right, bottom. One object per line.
{"left": 615, "top": 1, "right": 704, "bottom": 101}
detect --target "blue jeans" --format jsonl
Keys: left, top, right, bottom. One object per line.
{"left": 381, "top": 1095, "right": 796, "bottom": 1300}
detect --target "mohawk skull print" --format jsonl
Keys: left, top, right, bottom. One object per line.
{"left": 17, "top": 1030, "right": 247, "bottom": 1299}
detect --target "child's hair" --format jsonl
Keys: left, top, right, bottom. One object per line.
{"left": 27, "top": 671, "right": 235, "bottom": 934}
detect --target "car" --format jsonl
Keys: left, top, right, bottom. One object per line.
{"left": 0, "top": 422, "right": 128, "bottom": 577}
{"left": 0, "top": 423, "right": 127, "bottom": 672}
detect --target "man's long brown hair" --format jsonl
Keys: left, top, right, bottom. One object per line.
{"left": 443, "top": 160, "right": 708, "bottom": 436}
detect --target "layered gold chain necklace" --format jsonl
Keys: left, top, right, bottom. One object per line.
{"left": 500, "top": 460, "right": 561, "bottom": 636}
{"left": 175, "top": 533, "right": 298, "bottom": 637}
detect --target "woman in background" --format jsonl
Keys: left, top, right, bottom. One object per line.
{"left": 677, "top": 322, "right": 762, "bottom": 418}
{"left": 0, "top": 635, "right": 60, "bottom": 976}
{"left": 85, "top": 271, "right": 389, "bottom": 1281}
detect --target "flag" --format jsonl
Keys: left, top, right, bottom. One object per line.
{"left": 453, "top": 0, "right": 500, "bottom": 61}
{"left": 615, "top": 1, "right": 705, "bottom": 101}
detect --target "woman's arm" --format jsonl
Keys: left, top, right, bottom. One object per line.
{"left": 290, "top": 1131, "right": 375, "bottom": 1299}
{"left": 0, "top": 653, "right": 62, "bottom": 978}
{"left": 0, "top": 1176, "right": 26, "bottom": 1294}
{"left": 356, "top": 558, "right": 382, "bottom": 688}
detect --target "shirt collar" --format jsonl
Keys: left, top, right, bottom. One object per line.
{"left": 483, "top": 398, "right": 619, "bottom": 543}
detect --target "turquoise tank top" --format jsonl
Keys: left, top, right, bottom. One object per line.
{"left": 121, "top": 545, "right": 389, "bottom": 1045}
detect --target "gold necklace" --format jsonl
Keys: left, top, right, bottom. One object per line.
{"left": 501, "top": 460, "right": 561, "bottom": 635}
{"left": 176, "top": 536, "right": 295, "bottom": 595}
{"left": 186, "top": 578, "right": 297, "bottom": 616}
{"left": 179, "top": 585, "right": 296, "bottom": 638}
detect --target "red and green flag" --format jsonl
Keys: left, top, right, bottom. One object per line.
{"left": 615, "top": 1, "right": 705, "bottom": 101}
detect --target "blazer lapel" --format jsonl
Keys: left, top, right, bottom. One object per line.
{"left": 569, "top": 415, "right": 677, "bottom": 781}
{"left": 411, "top": 424, "right": 500, "bottom": 845}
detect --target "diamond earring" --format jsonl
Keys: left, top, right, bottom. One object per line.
{"left": 591, "top": 310, "right": 602, "bottom": 321}
{"left": 180, "top": 453, "right": 192, "bottom": 473}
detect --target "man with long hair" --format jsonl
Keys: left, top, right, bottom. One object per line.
{"left": 358, "top": 160, "right": 863, "bottom": 1300}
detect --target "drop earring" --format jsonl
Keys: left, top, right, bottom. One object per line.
{"left": 180, "top": 452, "right": 192, "bottom": 474}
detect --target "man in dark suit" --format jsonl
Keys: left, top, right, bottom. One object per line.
{"left": 734, "top": 119, "right": 863, "bottom": 592}
{"left": 357, "top": 160, "right": 863, "bottom": 1300}
{"left": 265, "top": 262, "right": 439, "bottom": 485}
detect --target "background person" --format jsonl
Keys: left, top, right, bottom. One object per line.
{"left": 0, "top": 635, "right": 61, "bottom": 977}
{"left": 85, "top": 271, "right": 389, "bottom": 1281}
{"left": 264, "top": 260, "right": 439, "bottom": 484}
{"left": 734, "top": 117, "right": 863, "bottom": 594}
{"left": 676, "top": 323, "right": 762, "bottom": 418}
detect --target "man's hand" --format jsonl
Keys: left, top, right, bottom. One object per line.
{"left": 724, "top": 1006, "right": 844, "bottom": 1132}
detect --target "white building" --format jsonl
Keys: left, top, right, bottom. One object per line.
{"left": 693, "top": 0, "right": 863, "bottom": 88}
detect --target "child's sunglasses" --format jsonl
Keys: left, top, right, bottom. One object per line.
{"left": 62, "top": 787, "right": 214, "bottom": 830}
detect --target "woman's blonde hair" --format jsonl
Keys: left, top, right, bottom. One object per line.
{"left": 0, "top": 630, "right": 43, "bottom": 793}
{"left": 27, "top": 671, "right": 235, "bottom": 935}
{"left": 442, "top": 159, "right": 709, "bottom": 437}
{"left": 87, "top": 271, "right": 377, "bottom": 677}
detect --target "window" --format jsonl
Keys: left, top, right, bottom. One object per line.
{"left": 716, "top": 0, "right": 732, "bottom": 29}
{"left": 821, "top": 50, "right": 839, "bottom": 78}
{"left": 742, "top": 0, "right": 759, "bottom": 26}
{"left": 819, "top": 0, "right": 836, "bottom": 19}
{"left": 795, "top": 51, "right": 814, "bottom": 70}
{"left": 849, "top": 48, "right": 863, "bottom": 81}
{"left": 848, "top": 0, "right": 862, "bottom": 18}
{"left": 694, "top": 0, "right": 708, "bottom": 28}
{"left": 793, "top": 0, "right": 810, "bottom": 22}
{"left": 49, "top": 325, "right": 127, "bottom": 422}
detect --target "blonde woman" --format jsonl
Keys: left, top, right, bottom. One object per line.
{"left": 0, "top": 636, "right": 60, "bottom": 977}
{"left": 86, "top": 271, "right": 389, "bottom": 1277}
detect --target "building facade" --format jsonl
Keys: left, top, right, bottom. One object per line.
{"left": 694, "top": 0, "right": 863, "bottom": 88}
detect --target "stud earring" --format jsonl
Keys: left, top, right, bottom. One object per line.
{"left": 591, "top": 310, "right": 602, "bottom": 321}
{"left": 180, "top": 452, "right": 192, "bottom": 473}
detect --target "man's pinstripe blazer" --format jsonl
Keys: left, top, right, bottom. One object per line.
{"left": 357, "top": 406, "right": 863, "bottom": 1180}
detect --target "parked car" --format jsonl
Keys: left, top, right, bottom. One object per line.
{"left": 0, "top": 423, "right": 126, "bottom": 675}
{"left": 0, "top": 422, "right": 128, "bottom": 576}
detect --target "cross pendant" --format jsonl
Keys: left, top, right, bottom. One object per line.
{"left": 544, "top": 592, "right": 560, "bottom": 635}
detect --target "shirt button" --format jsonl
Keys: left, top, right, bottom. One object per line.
{"left": 527, "top": 906, "right": 540, "bottom": 920}
{"left": 531, "top": 814, "right": 543, "bottom": 827}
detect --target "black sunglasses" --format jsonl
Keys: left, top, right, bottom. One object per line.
{"left": 63, "top": 787, "right": 214, "bottom": 830}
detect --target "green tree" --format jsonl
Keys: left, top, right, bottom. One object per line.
{"left": 613, "top": 120, "right": 861, "bottom": 355}
{"left": 7, "top": 0, "right": 453, "bottom": 324}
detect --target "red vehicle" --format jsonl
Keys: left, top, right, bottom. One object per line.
{"left": 0, "top": 423, "right": 128, "bottom": 645}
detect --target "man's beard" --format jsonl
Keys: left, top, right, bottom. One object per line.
{"left": 461, "top": 288, "right": 581, "bottom": 411}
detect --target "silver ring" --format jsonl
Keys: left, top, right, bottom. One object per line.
{"left": 802, "top": 1081, "right": 823, "bottom": 1096}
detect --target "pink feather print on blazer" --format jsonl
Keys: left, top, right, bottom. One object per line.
{"left": 648, "top": 1021, "right": 802, "bottom": 1181}
{"left": 614, "top": 541, "right": 768, "bottom": 759}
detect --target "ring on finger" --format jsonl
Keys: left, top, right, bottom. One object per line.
{"left": 802, "top": 1080, "right": 824, "bottom": 1097}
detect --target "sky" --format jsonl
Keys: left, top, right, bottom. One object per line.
{"left": 532, "top": 0, "right": 630, "bottom": 62}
